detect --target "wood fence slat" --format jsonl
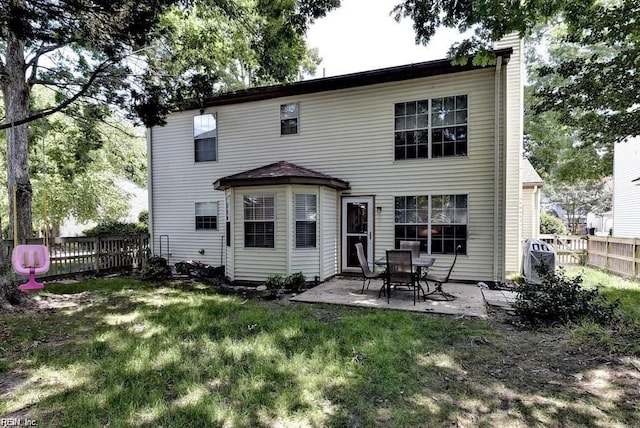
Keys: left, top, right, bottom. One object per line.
{"left": 3, "top": 233, "right": 150, "bottom": 280}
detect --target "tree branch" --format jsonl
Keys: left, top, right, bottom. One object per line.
{"left": 25, "top": 44, "right": 67, "bottom": 86}
{"left": 0, "top": 59, "right": 114, "bottom": 130}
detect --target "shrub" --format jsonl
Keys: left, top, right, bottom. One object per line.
{"left": 285, "top": 272, "right": 306, "bottom": 292}
{"left": 84, "top": 221, "right": 146, "bottom": 237}
{"left": 513, "top": 265, "right": 620, "bottom": 326}
{"left": 138, "top": 210, "right": 149, "bottom": 226}
{"left": 140, "top": 256, "right": 172, "bottom": 281}
{"left": 265, "top": 274, "right": 286, "bottom": 290}
{"left": 265, "top": 272, "right": 307, "bottom": 293}
{"left": 540, "top": 212, "right": 567, "bottom": 235}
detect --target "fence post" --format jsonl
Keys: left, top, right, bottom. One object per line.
{"left": 94, "top": 235, "right": 101, "bottom": 274}
{"left": 138, "top": 233, "right": 146, "bottom": 271}
{"left": 635, "top": 238, "right": 640, "bottom": 278}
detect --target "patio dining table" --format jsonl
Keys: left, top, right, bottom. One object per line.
{"left": 374, "top": 254, "right": 436, "bottom": 299}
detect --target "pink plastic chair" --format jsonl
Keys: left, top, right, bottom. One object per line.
{"left": 11, "top": 245, "right": 50, "bottom": 291}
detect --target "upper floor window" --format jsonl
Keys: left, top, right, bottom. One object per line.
{"left": 432, "top": 96, "right": 468, "bottom": 158}
{"left": 394, "top": 95, "right": 467, "bottom": 160}
{"left": 394, "top": 100, "right": 429, "bottom": 160}
{"left": 295, "top": 194, "right": 317, "bottom": 248}
{"left": 195, "top": 202, "right": 218, "bottom": 230}
{"left": 280, "top": 102, "right": 299, "bottom": 135}
{"left": 194, "top": 114, "right": 217, "bottom": 162}
{"left": 244, "top": 195, "right": 275, "bottom": 248}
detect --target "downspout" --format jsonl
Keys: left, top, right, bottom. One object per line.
{"left": 532, "top": 185, "right": 539, "bottom": 238}
{"left": 493, "top": 57, "right": 502, "bottom": 283}
{"left": 146, "top": 127, "right": 154, "bottom": 255}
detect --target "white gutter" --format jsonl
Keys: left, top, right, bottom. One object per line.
{"left": 532, "top": 185, "right": 539, "bottom": 238}
{"left": 146, "top": 127, "right": 154, "bottom": 255}
{"left": 493, "top": 57, "right": 502, "bottom": 283}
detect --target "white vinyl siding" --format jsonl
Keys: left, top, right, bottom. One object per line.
{"left": 290, "top": 186, "right": 321, "bottom": 279}
{"left": 234, "top": 187, "right": 286, "bottom": 281}
{"left": 148, "top": 109, "right": 225, "bottom": 266}
{"left": 521, "top": 186, "right": 541, "bottom": 240}
{"left": 321, "top": 187, "right": 339, "bottom": 280}
{"left": 613, "top": 137, "right": 640, "bottom": 238}
{"left": 150, "top": 48, "right": 522, "bottom": 281}
{"left": 494, "top": 34, "right": 524, "bottom": 275}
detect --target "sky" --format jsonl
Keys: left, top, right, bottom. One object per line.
{"left": 305, "top": 0, "right": 467, "bottom": 78}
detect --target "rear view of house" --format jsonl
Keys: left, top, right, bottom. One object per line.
{"left": 147, "top": 35, "right": 525, "bottom": 284}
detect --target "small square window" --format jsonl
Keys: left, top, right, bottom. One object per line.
{"left": 280, "top": 102, "right": 299, "bottom": 135}
{"left": 195, "top": 202, "right": 218, "bottom": 230}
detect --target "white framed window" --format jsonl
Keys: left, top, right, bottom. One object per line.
{"left": 194, "top": 114, "right": 217, "bottom": 162}
{"left": 295, "top": 194, "right": 317, "bottom": 248}
{"left": 280, "top": 102, "right": 299, "bottom": 135}
{"left": 244, "top": 195, "right": 275, "bottom": 248}
{"left": 394, "top": 195, "right": 467, "bottom": 254}
{"left": 394, "top": 95, "right": 467, "bottom": 160}
{"left": 195, "top": 202, "right": 218, "bottom": 230}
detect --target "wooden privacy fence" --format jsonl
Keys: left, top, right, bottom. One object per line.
{"left": 539, "top": 234, "right": 640, "bottom": 278}
{"left": 3, "top": 233, "right": 150, "bottom": 280}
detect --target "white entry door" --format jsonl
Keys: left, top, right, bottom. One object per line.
{"left": 342, "top": 196, "right": 374, "bottom": 272}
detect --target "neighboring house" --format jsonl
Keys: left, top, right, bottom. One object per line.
{"left": 612, "top": 137, "right": 640, "bottom": 238}
{"left": 521, "top": 158, "right": 543, "bottom": 240}
{"left": 147, "top": 35, "right": 524, "bottom": 284}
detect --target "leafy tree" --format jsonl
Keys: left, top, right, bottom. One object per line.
{"left": 394, "top": 0, "right": 639, "bottom": 155}
{"left": 523, "top": 24, "right": 611, "bottom": 183}
{"left": 540, "top": 212, "right": 566, "bottom": 235}
{"left": 545, "top": 180, "right": 612, "bottom": 234}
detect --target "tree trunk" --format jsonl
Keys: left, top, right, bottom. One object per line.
{"left": 3, "top": 24, "right": 33, "bottom": 244}
{"left": 1, "top": 9, "right": 32, "bottom": 305}
{"left": 0, "top": 216, "right": 23, "bottom": 306}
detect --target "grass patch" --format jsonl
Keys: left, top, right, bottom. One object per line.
{"left": 1, "top": 277, "right": 639, "bottom": 427}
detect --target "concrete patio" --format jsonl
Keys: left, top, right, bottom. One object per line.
{"left": 290, "top": 276, "right": 497, "bottom": 318}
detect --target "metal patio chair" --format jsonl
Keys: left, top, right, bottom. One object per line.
{"left": 423, "top": 245, "right": 462, "bottom": 301}
{"left": 385, "top": 249, "right": 419, "bottom": 305}
{"left": 355, "top": 242, "right": 385, "bottom": 294}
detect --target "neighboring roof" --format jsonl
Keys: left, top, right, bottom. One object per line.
{"left": 522, "top": 158, "right": 544, "bottom": 187}
{"left": 214, "top": 161, "right": 350, "bottom": 191}
{"left": 183, "top": 48, "right": 513, "bottom": 111}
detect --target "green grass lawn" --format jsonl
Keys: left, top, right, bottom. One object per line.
{"left": 1, "top": 274, "right": 639, "bottom": 427}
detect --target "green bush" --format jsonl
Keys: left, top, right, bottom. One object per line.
{"left": 540, "top": 212, "right": 567, "bottom": 235}
{"left": 265, "top": 274, "right": 286, "bottom": 290}
{"left": 285, "top": 272, "right": 306, "bottom": 292}
{"left": 84, "top": 221, "right": 146, "bottom": 237}
{"left": 265, "top": 272, "right": 307, "bottom": 292}
{"left": 513, "top": 266, "right": 620, "bottom": 326}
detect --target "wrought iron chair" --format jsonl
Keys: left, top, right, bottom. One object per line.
{"left": 385, "top": 249, "right": 419, "bottom": 304}
{"left": 355, "top": 242, "right": 384, "bottom": 294}
{"left": 423, "top": 245, "right": 462, "bottom": 301}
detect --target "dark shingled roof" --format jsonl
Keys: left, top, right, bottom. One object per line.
{"left": 214, "top": 161, "right": 350, "bottom": 191}
{"left": 181, "top": 48, "right": 513, "bottom": 111}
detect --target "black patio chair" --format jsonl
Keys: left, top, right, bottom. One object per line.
{"left": 385, "top": 249, "right": 419, "bottom": 305}
{"left": 423, "top": 245, "right": 462, "bottom": 301}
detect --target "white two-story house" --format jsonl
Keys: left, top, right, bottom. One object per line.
{"left": 147, "top": 36, "right": 524, "bottom": 284}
